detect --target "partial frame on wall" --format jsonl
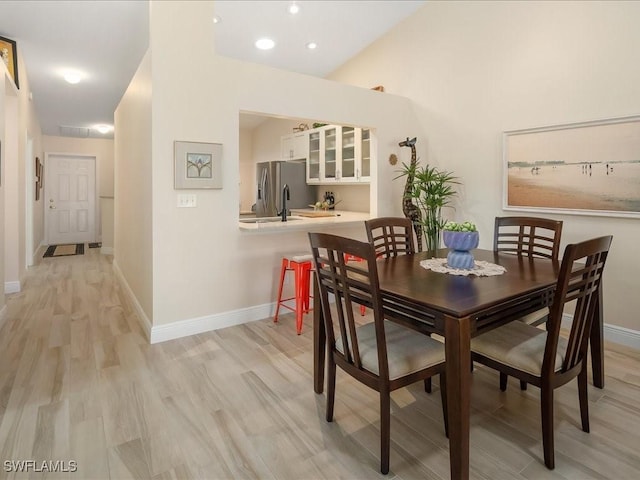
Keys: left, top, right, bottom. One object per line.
{"left": 503, "top": 115, "right": 640, "bottom": 218}
{"left": 0, "top": 35, "right": 19, "bottom": 89}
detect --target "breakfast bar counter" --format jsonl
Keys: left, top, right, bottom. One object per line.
{"left": 238, "top": 210, "right": 370, "bottom": 232}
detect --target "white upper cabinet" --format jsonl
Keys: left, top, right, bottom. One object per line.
{"left": 281, "top": 132, "right": 308, "bottom": 160}
{"left": 306, "top": 125, "right": 371, "bottom": 184}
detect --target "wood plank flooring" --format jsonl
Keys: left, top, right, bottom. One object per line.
{"left": 1, "top": 248, "right": 640, "bottom": 479}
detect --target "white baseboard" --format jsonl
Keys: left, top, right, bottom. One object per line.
{"left": 101, "top": 246, "right": 114, "bottom": 255}
{"left": 561, "top": 314, "right": 640, "bottom": 350}
{"left": 603, "top": 324, "right": 640, "bottom": 350}
{"left": 149, "top": 303, "right": 276, "bottom": 344}
{"left": 111, "top": 277, "right": 640, "bottom": 350}
{"left": 112, "top": 259, "right": 152, "bottom": 342}
{"left": 4, "top": 281, "right": 21, "bottom": 294}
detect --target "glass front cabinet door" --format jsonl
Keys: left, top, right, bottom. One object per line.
{"left": 307, "top": 130, "right": 321, "bottom": 183}
{"left": 306, "top": 125, "right": 371, "bottom": 184}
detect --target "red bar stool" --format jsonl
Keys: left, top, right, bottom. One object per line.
{"left": 274, "top": 254, "right": 314, "bottom": 334}
{"left": 344, "top": 254, "right": 367, "bottom": 316}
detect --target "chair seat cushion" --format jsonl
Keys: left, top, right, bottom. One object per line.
{"left": 336, "top": 320, "right": 444, "bottom": 380}
{"left": 519, "top": 307, "right": 549, "bottom": 325}
{"left": 471, "top": 321, "right": 566, "bottom": 376}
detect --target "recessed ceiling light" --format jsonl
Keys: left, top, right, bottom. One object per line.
{"left": 213, "top": 15, "right": 221, "bottom": 24}
{"left": 255, "top": 38, "right": 275, "bottom": 50}
{"left": 94, "top": 124, "right": 113, "bottom": 134}
{"left": 306, "top": 42, "right": 317, "bottom": 50}
{"left": 63, "top": 71, "right": 82, "bottom": 84}
{"left": 289, "top": 2, "right": 300, "bottom": 14}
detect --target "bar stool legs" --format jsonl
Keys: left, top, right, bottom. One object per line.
{"left": 274, "top": 255, "right": 314, "bottom": 334}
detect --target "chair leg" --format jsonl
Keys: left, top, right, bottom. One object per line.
{"left": 439, "top": 373, "right": 449, "bottom": 438}
{"left": 380, "top": 389, "right": 391, "bottom": 475}
{"left": 541, "top": 387, "right": 555, "bottom": 470}
{"left": 273, "top": 259, "right": 288, "bottom": 323}
{"left": 578, "top": 363, "right": 590, "bottom": 433}
{"left": 520, "top": 380, "right": 528, "bottom": 391}
{"left": 326, "top": 355, "right": 336, "bottom": 423}
{"left": 500, "top": 373, "right": 508, "bottom": 391}
{"left": 424, "top": 378, "right": 432, "bottom": 393}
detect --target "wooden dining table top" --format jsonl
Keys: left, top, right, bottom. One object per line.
{"left": 375, "top": 248, "right": 560, "bottom": 324}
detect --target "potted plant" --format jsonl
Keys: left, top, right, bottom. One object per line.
{"left": 397, "top": 162, "right": 459, "bottom": 253}
{"left": 442, "top": 221, "right": 479, "bottom": 270}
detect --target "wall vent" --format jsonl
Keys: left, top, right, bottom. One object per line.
{"left": 59, "top": 125, "right": 91, "bottom": 138}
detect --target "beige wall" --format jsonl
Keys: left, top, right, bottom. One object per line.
{"left": 329, "top": 0, "right": 640, "bottom": 331}
{"left": 114, "top": 50, "right": 153, "bottom": 323}
{"left": 3, "top": 49, "right": 42, "bottom": 298}
{"left": 115, "top": 0, "right": 420, "bottom": 331}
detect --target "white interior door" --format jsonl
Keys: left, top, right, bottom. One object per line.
{"left": 45, "top": 154, "right": 96, "bottom": 245}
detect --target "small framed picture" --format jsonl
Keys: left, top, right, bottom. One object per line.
{"left": 174, "top": 141, "right": 223, "bottom": 189}
{"left": 35, "top": 157, "right": 42, "bottom": 201}
{"left": 0, "top": 35, "right": 19, "bottom": 89}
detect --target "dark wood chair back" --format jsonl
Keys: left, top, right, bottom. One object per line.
{"left": 546, "top": 235, "right": 612, "bottom": 377}
{"left": 494, "top": 216, "right": 563, "bottom": 260}
{"left": 365, "top": 217, "right": 415, "bottom": 259}
{"left": 308, "top": 232, "right": 388, "bottom": 383}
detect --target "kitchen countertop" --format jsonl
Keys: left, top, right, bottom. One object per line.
{"left": 238, "top": 210, "right": 371, "bottom": 231}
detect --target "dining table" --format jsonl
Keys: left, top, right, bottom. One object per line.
{"left": 312, "top": 248, "right": 605, "bottom": 480}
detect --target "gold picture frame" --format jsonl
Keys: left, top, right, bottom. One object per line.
{"left": 0, "top": 35, "right": 19, "bottom": 89}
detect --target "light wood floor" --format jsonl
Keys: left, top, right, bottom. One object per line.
{"left": 1, "top": 248, "right": 640, "bottom": 479}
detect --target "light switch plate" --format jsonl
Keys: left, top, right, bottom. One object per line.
{"left": 177, "top": 194, "right": 197, "bottom": 208}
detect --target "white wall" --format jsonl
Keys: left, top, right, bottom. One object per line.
{"left": 329, "top": 0, "right": 640, "bottom": 332}
{"left": 113, "top": 1, "right": 420, "bottom": 338}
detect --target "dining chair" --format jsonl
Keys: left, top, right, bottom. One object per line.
{"left": 308, "top": 232, "right": 448, "bottom": 475}
{"left": 494, "top": 216, "right": 563, "bottom": 262}
{"left": 365, "top": 217, "right": 416, "bottom": 258}
{"left": 471, "top": 235, "right": 612, "bottom": 470}
{"left": 493, "top": 216, "right": 564, "bottom": 390}
{"left": 365, "top": 216, "right": 438, "bottom": 393}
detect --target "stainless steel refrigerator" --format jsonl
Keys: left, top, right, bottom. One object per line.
{"left": 255, "top": 161, "right": 316, "bottom": 217}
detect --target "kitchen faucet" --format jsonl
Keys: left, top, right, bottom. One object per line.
{"left": 279, "top": 184, "right": 290, "bottom": 221}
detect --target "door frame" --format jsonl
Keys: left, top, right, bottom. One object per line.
{"left": 44, "top": 152, "right": 99, "bottom": 245}
{"left": 25, "top": 135, "right": 34, "bottom": 266}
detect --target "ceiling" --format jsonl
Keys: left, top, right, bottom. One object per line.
{"left": 0, "top": 0, "right": 425, "bottom": 139}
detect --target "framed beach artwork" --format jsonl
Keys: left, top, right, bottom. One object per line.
{"left": 503, "top": 115, "right": 640, "bottom": 218}
{"left": 174, "top": 141, "right": 223, "bottom": 189}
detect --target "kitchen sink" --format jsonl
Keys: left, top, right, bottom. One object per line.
{"left": 239, "top": 216, "right": 303, "bottom": 224}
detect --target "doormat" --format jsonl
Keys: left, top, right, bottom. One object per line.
{"left": 88, "top": 242, "right": 102, "bottom": 248}
{"left": 43, "top": 243, "right": 85, "bottom": 258}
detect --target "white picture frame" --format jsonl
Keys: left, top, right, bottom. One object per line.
{"left": 503, "top": 115, "right": 640, "bottom": 218}
{"left": 174, "top": 141, "right": 223, "bottom": 189}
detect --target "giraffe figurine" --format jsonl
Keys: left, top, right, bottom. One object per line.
{"left": 399, "top": 137, "right": 423, "bottom": 252}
